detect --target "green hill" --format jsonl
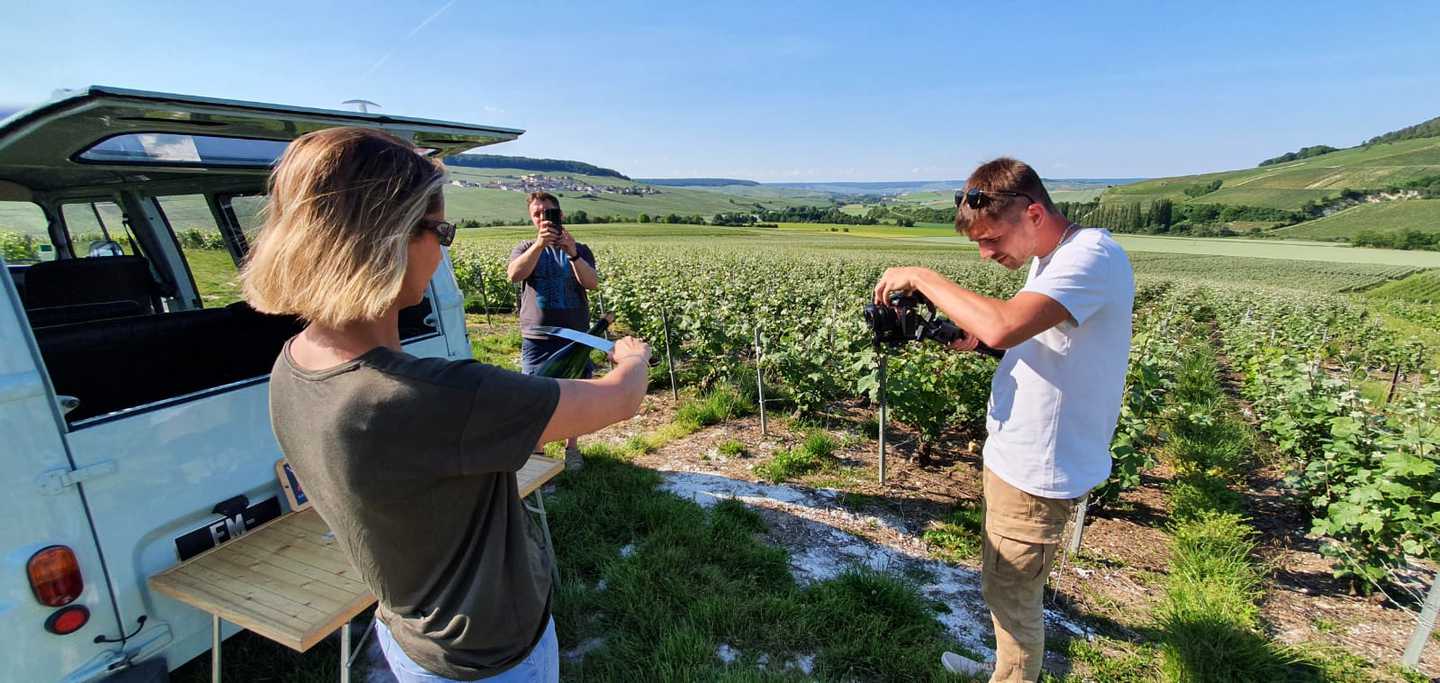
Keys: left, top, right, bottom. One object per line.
{"left": 1104, "top": 136, "right": 1440, "bottom": 210}
{"left": 1269, "top": 199, "right": 1440, "bottom": 241}
{"left": 440, "top": 167, "right": 823, "bottom": 223}
{"left": 1366, "top": 114, "right": 1440, "bottom": 146}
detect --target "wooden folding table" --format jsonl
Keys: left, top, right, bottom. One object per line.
{"left": 150, "top": 455, "right": 565, "bottom": 682}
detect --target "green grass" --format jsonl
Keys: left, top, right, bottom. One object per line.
{"left": 548, "top": 444, "right": 973, "bottom": 681}
{"left": 676, "top": 385, "right": 756, "bottom": 429}
{"left": 1150, "top": 341, "right": 1334, "bottom": 681}
{"left": 920, "top": 501, "right": 984, "bottom": 564}
{"left": 1271, "top": 199, "right": 1440, "bottom": 241}
{"left": 1103, "top": 137, "right": 1440, "bottom": 210}
{"left": 171, "top": 610, "right": 375, "bottom": 681}
{"left": 470, "top": 328, "right": 522, "bottom": 370}
{"left": 754, "top": 431, "right": 838, "bottom": 483}
{"left": 180, "top": 247, "right": 243, "bottom": 307}
{"left": 716, "top": 439, "right": 748, "bottom": 458}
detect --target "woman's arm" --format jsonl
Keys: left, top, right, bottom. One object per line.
{"left": 536, "top": 337, "right": 650, "bottom": 444}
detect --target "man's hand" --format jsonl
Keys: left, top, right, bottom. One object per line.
{"left": 609, "top": 336, "right": 651, "bottom": 366}
{"left": 537, "top": 222, "right": 562, "bottom": 247}
{"left": 556, "top": 228, "right": 578, "bottom": 257}
{"left": 949, "top": 333, "right": 980, "bottom": 353}
{"left": 874, "top": 267, "right": 931, "bottom": 305}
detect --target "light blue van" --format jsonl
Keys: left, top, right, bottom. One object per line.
{"left": 0, "top": 86, "right": 519, "bottom": 681}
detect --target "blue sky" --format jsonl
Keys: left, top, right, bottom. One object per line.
{"left": 2, "top": 1, "right": 1438, "bottom": 181}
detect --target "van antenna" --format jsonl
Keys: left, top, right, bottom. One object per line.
{"left": 342, "top": 99, "right": 381, "bottom": 114}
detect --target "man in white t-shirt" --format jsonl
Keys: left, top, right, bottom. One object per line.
{"left": 873, "top": 158, "right": 1134, "bottom": 682}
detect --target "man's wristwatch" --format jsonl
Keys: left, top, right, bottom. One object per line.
{"left": 568, "top": 253, "right": 582, "bottom": 262}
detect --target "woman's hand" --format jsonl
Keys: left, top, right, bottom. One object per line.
{"left": 610, "top": 336, "right": 651, "bottom": 366}
{"left": 539, "top": 336, "right": 652, "bottom": 445}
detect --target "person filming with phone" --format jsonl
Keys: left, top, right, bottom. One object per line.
{"left": 872, "top": 158, "right": 1134, "bottom": 682}
{"left": 508, "top": 192, "right": 600, "bottom": 470}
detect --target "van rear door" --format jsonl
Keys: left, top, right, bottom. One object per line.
{"left": 0, "top": 258, "right": 126, "bottom": 681}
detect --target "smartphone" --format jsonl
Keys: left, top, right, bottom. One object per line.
{"left": 543, "top": 207, "right": 563, "bottom": 228}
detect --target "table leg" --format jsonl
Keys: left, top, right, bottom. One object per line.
{"left": 526, "top": 491, "right": 560, "bottom": 584}
{"left": 211, "top": 614, "right": 221, "bottom": 683}
{"left": 340, "top": 621, "right": 351, "bottom": 683}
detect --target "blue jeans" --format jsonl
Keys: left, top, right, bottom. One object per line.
{"left": 375, "top": 616, "right": 559, "bottom": 683}
{"left": 520, "top": 336, "right": 594, "bottom": 378}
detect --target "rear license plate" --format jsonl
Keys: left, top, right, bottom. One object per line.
{"left": 174, "top": 496, "right": 281, "bottom": 561}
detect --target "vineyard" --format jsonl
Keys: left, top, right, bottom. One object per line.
{"left": 445, "top": 227, "right": 1437, "bottom": 680}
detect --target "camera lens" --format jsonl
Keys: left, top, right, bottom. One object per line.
{"left": 863, "top": 303, "right": 895, "bottom": 332}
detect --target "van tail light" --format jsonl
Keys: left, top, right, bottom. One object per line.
{"left": 46, "top": 605, "right": 90, "bottom": 635}
{"left": 28, "top": 546, "right": 83, "bottom": 607}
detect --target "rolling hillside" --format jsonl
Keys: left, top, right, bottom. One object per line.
{"left": 1269, "top": 199, "right": 1440, "bottom": 240}
{"left": 1104, "top": 136, "right": 1440, "bottom": 210}
{"left": 440, "top": 167, "right": 823, "bottom": 223}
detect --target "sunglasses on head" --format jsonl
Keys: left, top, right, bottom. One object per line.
{"left": 955, "top": 188, "right": 1036, "bottom": 210}
{"left": 417, "top": 219, "right": 456, "bottom": 247}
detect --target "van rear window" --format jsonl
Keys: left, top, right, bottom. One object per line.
{"left": 78, "top": 134, "right": 288, "bottom": 167}
{"left": 0, "top": 201, "right": 52, "bottom": 263}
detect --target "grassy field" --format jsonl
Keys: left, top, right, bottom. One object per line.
{"left": 1269, "top": 199, "right": 1440, "bottom": 241}
{"left": 1103, "top": 137, "right": 1440, "bottom": 210}
{"left": 446, "top": 223, "right": 1437, "bottom": 300}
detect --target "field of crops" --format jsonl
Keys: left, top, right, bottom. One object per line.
{"left": 452, "top": 229, "right": 1437, "bottom": 576}
{"left": 440, "top": 223, "right": 1439, "bottom": 679}
{"left": 1368, "top": 269, "right": 1440, "bottom": 304}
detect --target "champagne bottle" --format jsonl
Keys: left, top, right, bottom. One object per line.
{"left": 534, "top": 315, "right": 613, "bottom": 378}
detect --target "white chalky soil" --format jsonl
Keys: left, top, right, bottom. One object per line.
{"left": 660, "top": 470, "right": 1091, "bottom": 663}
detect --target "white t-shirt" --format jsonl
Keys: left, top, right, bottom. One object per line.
{"left": 983, "top": 227, "right": 1134, "bottom": 499}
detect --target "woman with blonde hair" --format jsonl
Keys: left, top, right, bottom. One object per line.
{"left": 242, "top": 127, "right": 651, "bottom": 682}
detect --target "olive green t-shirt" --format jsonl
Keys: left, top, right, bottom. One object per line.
{"left": 268, "top": 341, "right": 560, "bottom": 680}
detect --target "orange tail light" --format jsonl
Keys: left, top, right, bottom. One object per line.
{"left": 28, "top": 545, "right": 83, "bottom": 607}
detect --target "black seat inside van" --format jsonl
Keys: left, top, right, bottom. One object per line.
{"left": 34, "top": 299, "right": 438, "bottom": 423}
{"left": 22, "top": 256, "right": 162, "bottom": 325}
{"left": 35, "top": 302, "right": 305, "bottom": 422}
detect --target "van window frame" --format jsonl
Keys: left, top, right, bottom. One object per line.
{"left": 71, "top": 132, "right": 289, "bottom": 170}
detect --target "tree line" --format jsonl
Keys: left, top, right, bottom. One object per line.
{"left": 1259, "top": 145, "right": 1339, "bottom": 167}
{"left": 443, "top": 154, "right": 629, "bottom": 180}
{"left": 1054, "top": 199, "right": 1302, "bottom": 237}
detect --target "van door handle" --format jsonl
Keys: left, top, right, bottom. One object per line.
{"left": 56, "top": 395, "right": 80, "bottom": 415}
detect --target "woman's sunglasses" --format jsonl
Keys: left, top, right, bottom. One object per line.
{"left": 955, "top": 188, "right": 1035, "bottom": 210}
{"left": 417, "top": 219, "right": 456, "bottom": 247}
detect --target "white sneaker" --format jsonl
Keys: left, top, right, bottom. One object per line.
{"left": 941, "top": 651, "right": 992, "bottom": 677}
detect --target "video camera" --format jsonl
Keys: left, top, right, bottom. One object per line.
{"left": 863, "top": 291, "right": 1003, "bottom": 359}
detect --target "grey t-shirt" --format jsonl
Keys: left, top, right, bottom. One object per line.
{"left": 509, "top": 240, "right": 596, "bottom": 340}
{"left": 269, "top": 341, "right": 560, "bottom": 680}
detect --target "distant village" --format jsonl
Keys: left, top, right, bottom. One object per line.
{"left": 450, "top": 173, "right": 660, "bottom": 197}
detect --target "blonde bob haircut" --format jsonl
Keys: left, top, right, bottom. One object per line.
{"left": 240, "top": 127, "right": 446, "bottom": 327}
